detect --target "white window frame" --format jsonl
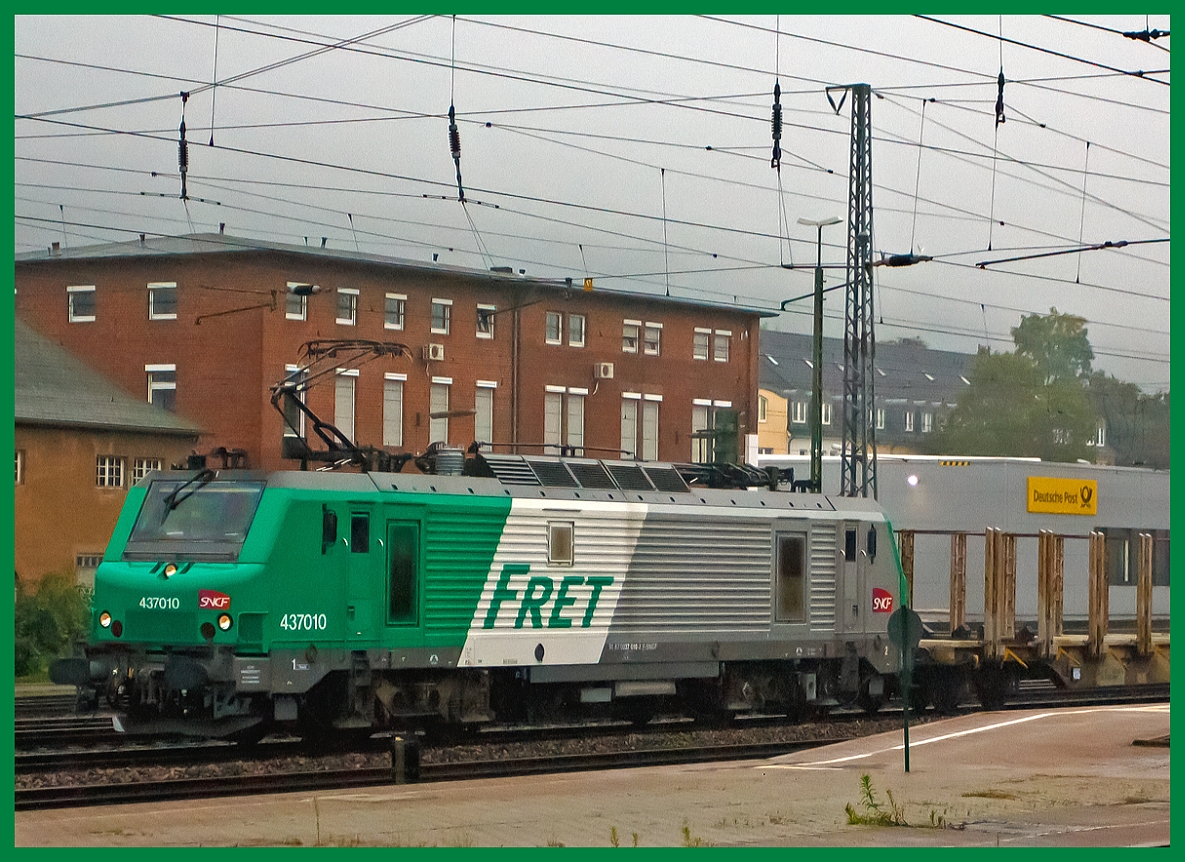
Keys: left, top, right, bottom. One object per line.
{"left": 383, "top": 372, "right": 406, "bottom": 448}
{"left": 693, "top": 328, "right": 711, "bottom": 361}
{"left": 148, "top": 282, "right": 177, "bottom": 321}
{"left": 713, "top": 330, "right": 731, "bottom": 362}
{"left": 336, "top": 287, "right": 359, "bottom": 326}
{"left": 791, "top": 401, "right": 808, "bottom": 424}
{"left": 477, "top": 304, "right": 496, "bottom": 339}
{"left": 1095, "top": 423, "right": 1107, "bottom": 448}
{"left": 283, "top": 363, "right": 308, "bottom": 437}
{"left": 568, "top": 313, "right": 586, "bottom": 347}
{"left": 429, "top": 379, "right": 451, "bottom": 444}
{"left": 691, "top": 400, "right": 713, "bottom": 463}
{"left": 67, "top": 285, "right": 95, "bottom": 323}
{"left": 145, "top": 363, "right": 176, "bottom": 411}
{"left": 821, "top": 402, "right": 832, "bottom": 426}
{"left": 922, "top": 411, "right": 933, "bottom": 433}
{"left": 758, "top": 396, "right": 767, "bottom": 423}
{"left": 904, "top": 410, "right": 915, "bottom": 432}
{"left": 431, "top": 298, "right": 452, "bottom": 335}
{"left": 622, "top": 320, "right": 640, "bottom": 354}
{"left": 16, "top": 449, "right": 25, "bottom": 485}
{"left": 286, "top": 283, "right": 310, "bottom": 321}
{"left": 621, "top": 395, "right": 639, "bottom": 460}
{"left": 475, "top": 381, "right": 496, "bottom": 446}
{"left": 641, "top": 397, "right": 660, "bottom": 461}
{"left": 545, "top": 311, "right": 563, "bottom": 345}
{"left": 384, "top": 292, "right": 406, "bottom": 330}
{"left": 96, "top": 455, "right": 125, "bottom": 488}
{"left": 876, "top": 407, "right": 886, "bottom": 430}
{"left": 643, "top": 322, "right": 662, "bottom": 356}
{"left": 335, "top": 368, "right": 358, "bottom": 442}
{"left": 132, "top": 457, "right": 163, "bottom": 483}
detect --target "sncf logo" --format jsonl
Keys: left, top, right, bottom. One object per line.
{"left": 872, "top": 588, "right": 894, "bottom": 613}
{"left": 198, "top": 589, "right": 231, "bottom": 610}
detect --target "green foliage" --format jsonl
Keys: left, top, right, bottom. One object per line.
{"left": 935, "top": 350, "right": 1095, "bottom": 462}
{"left": 845, "top": 774, "right": 910, "bottom": 827}
{"left": 1011, "top": 307, "right": 1094, "bottom": 384}
{"left": 15, "top": 572, "right": 92, "bottom": 678}
{"left": 680, "top": 820, "right": 709, "bottom": 847}
{"left": 1088, "top": 373, "right": 1170, "bottom": 469}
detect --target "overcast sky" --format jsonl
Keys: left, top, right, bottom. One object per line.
{"left": 14, "top": 15, "right": 1170, "bottom": 390}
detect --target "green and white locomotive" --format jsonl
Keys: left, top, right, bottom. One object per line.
{"left": 52, "top": 453, "right": 903, "bottom": 741}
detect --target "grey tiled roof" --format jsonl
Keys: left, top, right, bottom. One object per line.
{"left": 17, "top": 233, "right": 775, "bottom": 319}
{"left": 14, "top": 318, "right": 202, "bottom": 435}
{"left": 759, "top": 329, "right": 977, "bottom": 405}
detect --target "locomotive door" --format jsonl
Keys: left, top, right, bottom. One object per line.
{"left": 840, "top": 521, "right": 867, "bottom": 635}
{"left": 345, "top": 506, "right": 380, "bottom": 642}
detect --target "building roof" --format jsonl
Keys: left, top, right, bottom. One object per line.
{"left": 758, "top": 328, "right": 977, "bottom": 405}
{"left": 16, "top": 232, "right": 776, "bottom": 319}
{"left": 14, "top": 318, "right": 202, "bottom": 436}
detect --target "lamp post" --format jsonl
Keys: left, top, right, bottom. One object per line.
{"left": 797, "top": 216, "right": 841, "bottom": 493}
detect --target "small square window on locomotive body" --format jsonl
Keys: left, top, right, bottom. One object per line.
{"left": 548, "top": 521, "right": 574, "bottom": 566}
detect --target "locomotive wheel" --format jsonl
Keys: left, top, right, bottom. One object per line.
{"left": 856, "top": 673, "right": 886, "bottom": 715}
{"left": 974, "top": 666, "right": 1009, "bottom": 711}
{"left": 930, "top": 668, "right": 964, "bottom": 715}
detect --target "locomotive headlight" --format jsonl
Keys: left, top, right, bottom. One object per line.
{"left": 218, "top": 614, "right": 233, "bottom": 631}
{"left": 99, "top": 612, "right": 112, "bottom": 628}
{"left": 164, "top": 564, "right": 178, "bottom": 578}
{"left": 907, "top": 474, "right": 919, "bottom": 487}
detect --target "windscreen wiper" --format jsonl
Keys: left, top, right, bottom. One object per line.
{"left": 161, "top": 468, "right": 215, "bottom": 516}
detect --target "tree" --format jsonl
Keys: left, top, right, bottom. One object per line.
{"left": 934, "top": 349, "right": 1095, "bottom": 462}
{"left": 1087, "top": 373, "right": 1171, "bottom": 469}
{"left": 1011, "top": 307, "right": 1094, "bottom": 384}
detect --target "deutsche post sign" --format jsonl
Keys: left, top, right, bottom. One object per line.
{"left": 1027, "top": 476, "right": 1098, "bottom": 515}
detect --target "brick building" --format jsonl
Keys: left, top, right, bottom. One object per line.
{"left": 15, "top": 234, "right": 769, "bottom": 473}
{"left": 15, "top": 318, "right": 201, "bottom": 589}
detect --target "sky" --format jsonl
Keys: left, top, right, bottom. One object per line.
{"left": 13, "top": 14, "right": 1171, "bottom": 390}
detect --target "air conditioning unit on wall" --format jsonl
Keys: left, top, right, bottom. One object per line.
{"left": 594, "top": 362, "right": 614, "bottom": 380}
{"left": 423, "top": 343, "right": 445, "bottom": 362}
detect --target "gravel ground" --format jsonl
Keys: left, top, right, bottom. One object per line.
{"left": 17, "top": 713, "right": 929, "bottom": 791}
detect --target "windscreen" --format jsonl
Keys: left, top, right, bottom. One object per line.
{"left": 124, "top": 478, "right": 265, "bottom": 560}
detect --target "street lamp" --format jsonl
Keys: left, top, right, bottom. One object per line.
{"left": 797, "top": 216, "right": 841, "bottom": 493}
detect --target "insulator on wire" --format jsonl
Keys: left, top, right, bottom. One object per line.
{"left": 995, "top": 69, "right": 1006, "bottom": 127}
{"left": 448, "top": 104, "right": 461, "bottom": 161}
{"left": 770, "top": 81, "right": 783, "bottom": 170}
{"left": 178, "top": 118, "right": 189, "bottom": 200}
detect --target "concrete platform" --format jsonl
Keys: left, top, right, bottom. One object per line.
{"left": 14, "top": 703, "right": 1169, "bottom": 847}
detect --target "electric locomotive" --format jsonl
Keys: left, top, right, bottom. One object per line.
{"left": 51, "top": 452, "right": 903, "bottom": 741}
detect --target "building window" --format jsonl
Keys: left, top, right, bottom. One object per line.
{"left": 132, "top": 458, "right": 163, "bottom": 483}
{"left": 792, "top": 401, "right": 807, "bottom": 424}
{"left": 904, "top": 410, "right": 915, "bottom": 432}
{"left": 821, "top": 402, "right": 832, "bottom": 426}
{"left": 691, "top": 402, "right": 714, "bottom": 463}
{"left": 146, "top": 364, "right": 176, "bottom": 412}
{"left": 429, "top": 380, "right": 450, "bottom": 444}
{"left": 475, "top": 383, "right": 495, "bottom": 445}
{"left": 335, "top": 370, "right": 357, "bottom": 443}
{"left": 385, "top": 293, "right": 406, "bottom": 330}
{"left": 693, "top": 328, "right": 710, "bottom": 360}
{"left": 643, "top": 322, "right": 662, "bottom": 356}
{"left": 336, "top": 287, "right": 358, "bottom": 325}
{"left": 568, "top": 313, "right": 586, "bottom": 347}
{"left": 67, "top": 285, "right": 96, "bottom": 322}
{"left": 1095, "top": 423, "right": 1107, "bottom": 448}
{"left": 545, "top": 311, "right": 562, "bottom": 344}
{"left": 286, "top": 283, "right": 311, "bottom": 320}
{"left": 758, "top": 396, "right": 768, "bottom": 423}
{"left": 922, "top": 411, "right": 933, "bottom": 433}
{"left": 15, "top": 450, "right": 25, "bottom": 485}
{"left": 431, "top": 298, "right": 452, "bottom": 335}
{"left": 477, "top": 304, "right": 496, "bottom": 339}
{"left": 383, "top": 375, "right": 405, "bottom": 447}
{"left": 148, "top": 282, "right": 177, "bottom": 320}
{"left": 282, "top": 364, "right": 308, "bottom": 438}
{"left": 713, "top": 330, "right": 731, "bottom": 362}
{"left": 876, "top": 407, "right": 886, "bottom": 430}
{"left": 622, "top": 320, "right": 640, "bottom": 353}
{"left": 96, "top": 455, "right": 124, "bottom": 488}
{"left": 621, "top": 394, "right": 660, "bottom": 460}
{"left": 544, "top": 388, "right": 585, "bottom": 456}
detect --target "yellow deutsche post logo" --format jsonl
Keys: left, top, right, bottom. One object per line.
{"left": 1027, "top": 476, "right": 1098, "bottom": 515}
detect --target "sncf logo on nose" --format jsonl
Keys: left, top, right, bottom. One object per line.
{"left": 872, "top": 588, "right": 894, "bottom": 613}
{"left": 198, "top": 589, "right": 231, "bottom": 610}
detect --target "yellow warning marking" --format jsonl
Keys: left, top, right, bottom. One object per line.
{"left": 939, "top": 460, "right": 970, "bottom": 466}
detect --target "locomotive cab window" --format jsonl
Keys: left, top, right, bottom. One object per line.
{"left": 548, "top": 521, "right": 574, "bottom": 566}
{"left": 775, "top": 534, "right": 806, "bottom": 623}
{"left": 387, "top": 523, "right": 419, "bottom": 624}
